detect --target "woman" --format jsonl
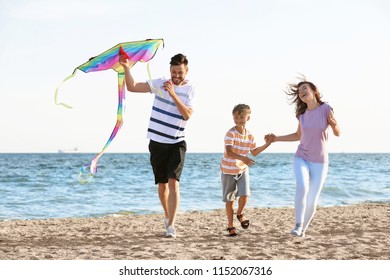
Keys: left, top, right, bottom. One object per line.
{"left": 267, "top": 79, "right": 340, "bottom": 237}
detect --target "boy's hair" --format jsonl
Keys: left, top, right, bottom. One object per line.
{"left": 170, "top": 53, "right": 188, "bottom": 66}
{"left": 232, "top": 104, "right": 251, "bottom": 115}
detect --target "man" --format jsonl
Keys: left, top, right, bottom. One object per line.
{"left": 119, "top": 53, "right": 195, "bottom": 238}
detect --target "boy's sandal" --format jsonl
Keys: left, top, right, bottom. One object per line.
{"left": 226, "top": 227, "right": 238, "bottom": 236}
{"left": 237, "top": 214, "right": 250, "bottom": 229}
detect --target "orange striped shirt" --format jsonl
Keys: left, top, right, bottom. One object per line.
{"left": 220, "top": 127, "right": 256, "bottom": 175}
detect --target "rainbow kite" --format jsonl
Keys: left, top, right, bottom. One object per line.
{"left": 55, "top": 39, "right": 164, "bottom": 183}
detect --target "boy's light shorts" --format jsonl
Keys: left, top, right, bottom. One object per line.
{"left": 221, "top": 169, "right": 250, "bottom": 202}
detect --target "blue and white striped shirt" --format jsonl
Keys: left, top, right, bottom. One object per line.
{"left": 146, "top": 78, "right": 195, "bottom": 144}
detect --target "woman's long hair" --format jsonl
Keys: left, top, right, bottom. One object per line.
{"left": 285, "top": 78, "right": 324, "bottom": 116}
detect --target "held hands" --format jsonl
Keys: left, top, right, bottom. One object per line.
{"left": 264, "top": 133, "right": 276, "bottom": 144}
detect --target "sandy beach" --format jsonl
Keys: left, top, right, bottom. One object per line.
{"left": 0, "top": 203, "right": 389, "bottom": 260}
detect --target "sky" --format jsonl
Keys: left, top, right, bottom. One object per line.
{"left": 1, "top": 0, "right": 390, "bottom": 153}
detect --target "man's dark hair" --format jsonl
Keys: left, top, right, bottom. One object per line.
{"left": 170, "top": 53, "right": 188, "bottom": 66}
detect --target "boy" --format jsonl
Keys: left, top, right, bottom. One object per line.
{"left": 220, "top": 104, "right": 272, "bottom": 236}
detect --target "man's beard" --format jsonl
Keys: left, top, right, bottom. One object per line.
{"left": 171, "top": 77, "right": 184, "bottom": 85}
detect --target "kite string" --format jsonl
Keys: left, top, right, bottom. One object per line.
{"left": 147, "top": 62, "right": 163, "bottom": 97}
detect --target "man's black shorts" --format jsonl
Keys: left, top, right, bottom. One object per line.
{"left": 148, "top": 140, "right": 187, "bottom": 184}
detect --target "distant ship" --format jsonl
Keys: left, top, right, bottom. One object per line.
{"left": 58, "top": 147, "right": 79, "bottom": 153}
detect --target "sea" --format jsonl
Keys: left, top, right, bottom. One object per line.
{"left": 0, "top": 153, "right": 389, "bottom": 220}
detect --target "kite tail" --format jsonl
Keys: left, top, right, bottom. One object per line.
{"left": 79, "top": 72, "right": 126, "bottom": 183}
{"left": 54, "top": 70, "right": 77, "bottom": 108}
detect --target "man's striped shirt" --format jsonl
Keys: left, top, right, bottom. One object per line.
{"left": 146, "top": 78, "right": 195, "bottom": 144}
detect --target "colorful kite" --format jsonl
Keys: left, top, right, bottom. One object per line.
{"left": 55, "top": 39, "right": 164, "bottom": 183}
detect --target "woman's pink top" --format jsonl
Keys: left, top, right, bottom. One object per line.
{"left": 295, "top": 103, "right": 332, "bottom": 163}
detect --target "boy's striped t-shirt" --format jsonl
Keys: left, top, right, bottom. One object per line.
{"left": 146, "top": 78, "right": 195, "bottom": 144}
{"left": 220, "top": 127, "right": 256, "bottom": 175}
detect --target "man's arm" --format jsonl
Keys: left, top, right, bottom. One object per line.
{"left": 120, "top": 55, "right": 150, "bottom": 93}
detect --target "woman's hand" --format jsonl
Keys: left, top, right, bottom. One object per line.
{"left": 264, "top": 133, "right": 276, "bottom": 143}
{"left": 328, "top": 110, "right": 338, "bottom": 127}
{"left": 328, "top": 110, "right": 341, "bottom": 136}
